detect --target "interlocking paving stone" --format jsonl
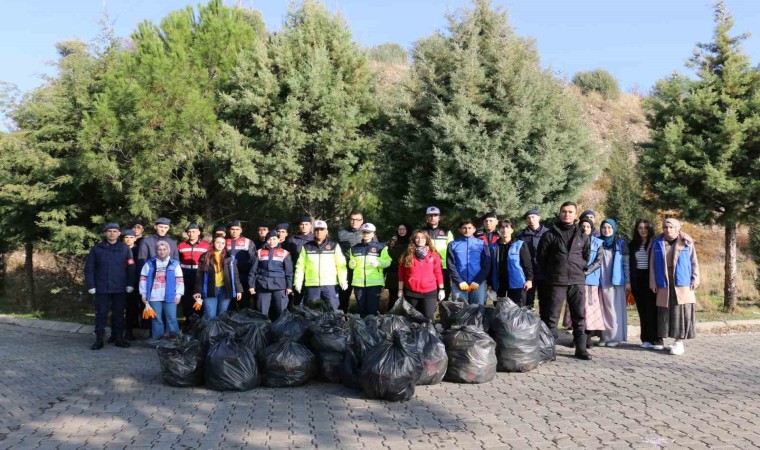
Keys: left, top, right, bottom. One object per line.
{"left": 1, "top": 323, "right": 759, "bottom": 449}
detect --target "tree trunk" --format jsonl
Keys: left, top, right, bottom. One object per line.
{"left": 723, "top": 222, "right": 737, "bottom": 311}
{"left": 0, "top": 252, "right": 6, "bottom": 297}
{"left": 24, "top": 240, "right": 35, "bottom": 311}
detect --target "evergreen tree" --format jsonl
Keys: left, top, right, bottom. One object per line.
{"left": 641, "top": 1, "right": 760, "bottom": 310}
{"left": 382, "top": 0, "right": 597, "bottom": 225}
{"left": 604, "top": 138, "right": 651, "bottom": 242}
{"left": 223, "top": 0, "right": 380, "bottom": 222}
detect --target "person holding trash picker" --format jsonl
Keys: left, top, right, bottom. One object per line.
{"left": 348, "top": 223, "right": 391, "bottom": 317}
{"left": 248, "top": 230, "right": 293, "bottom": 320}
{"left": 447, "top": 220, "right": 491, "bottom": 305}
{"left": 489, "top": 219, "right": 533, "bottom": 307}
{"left": 84, "top": 223, "right": 136, "bottom": 350}
{"left": 194, "top": 236, "right": 243, "bottom": 319}
{"left": 397, "top": 230, "right": 445, "bottom": 320}
{"left": 293, "top": 220, "right": 348, "bottom": 311}
{"left": 139, "top": 241, "right": 184, "bottom": 338}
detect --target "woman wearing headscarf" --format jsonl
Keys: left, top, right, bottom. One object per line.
{"left": 384, "top": 223, "right": 411, "bottom": 311}
{"left": 579, "top": 218, "right": 605, "bottom": 347}
{"left": 649, "top": 218, "right": 699, "bottom": 355}
{"left": 596, "top": 218, "right": 630, "bottom": 346}
{"left": 629, "top": 219, "right": 659, "bottom": 348}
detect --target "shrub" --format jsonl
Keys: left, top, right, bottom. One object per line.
{"left": 572, "top": 69, "right": 621, "bottom": 99}
{"left": 369, "top": 43, "right": 408, "bottom": 65}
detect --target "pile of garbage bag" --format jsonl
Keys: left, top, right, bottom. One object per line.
{"left": 152, "top": 297, "right": 554, "bottom": 400}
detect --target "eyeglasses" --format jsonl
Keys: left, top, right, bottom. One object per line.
{"left": 350, "top": 218, "right": 363, "bottom": 222}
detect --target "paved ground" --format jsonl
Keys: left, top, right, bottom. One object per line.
{"left": 1, "top": 323, "right": 759, "bottom": 450}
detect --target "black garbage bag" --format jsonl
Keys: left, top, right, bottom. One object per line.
{"left": 457, "top": 304, "right": 497, "bottom": 333}
{"left": 438, "top": 300, "right": 467, "bottom": 330}
{"left": 359, "top": 331, "right": 423, "bottom": 401}
{"left": 148, "top": 332, "right": 182, "bottom": 349}
{"left": 309, "top": 312, "right": 349, "bottom": 353}
{"left": 316, "top": 350, "right": 344, "bottom": 383}
{"left": 375, "top": 314, "right": 412, "bottom": 338}
{"left": 261, "top": 339, "right": 317, "bottom": 387}
{"left": 205, "top": 335, "right": 260, "bottom": 391}
{"left": 269, "top": 310, "right": 311, "bottom": 344}
{"left": 538, "top": 321, "right": 556, "bottom": 364}
{"left": 490, "top": 299, "right": 542, "bottom": 372}
{"left": 388, "top": 297, "right": 429, "bottom": 324}
{"left": 442, "top": 325, "right": 497, "bottom": 384}
{"left": 157, "top": 334, "right": 204, "bottom": 387}
{"left": 409, "top": 322, "right": 448, "bottom": 385}
{"left": 187, "top": 313, "right": 207, "bottom": 339}
{"left": 341, "top": 315, "right": 382, "bottom": 389}
{"left": 219, "top": 309, "right": 270, "bottom": 339}
{"left": 240, "top": 322, "right": 271, "bottom": 356}
{"left": 197, "top": 318, "right": 235, "bottom": 351}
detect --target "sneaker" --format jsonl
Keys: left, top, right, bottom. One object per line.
{"left": 640, "top": 341, "right": 652, "bottom": 349}
{"left": 652, "top": 344, "right": 665, "bottom": 351}
{"left": 669, "top": 342, "right": 685, "bottom": 355}
{"left": 598, "top": 341, "right": 607, "bottom": 347}
{"left": 606, "top": 341, "right": 619, "bottom": 347}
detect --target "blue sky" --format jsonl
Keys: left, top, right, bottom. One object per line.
{"left": 1, "top": 0, "right": 759, "bottom": 98}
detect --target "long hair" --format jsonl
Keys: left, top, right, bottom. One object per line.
{"left": 201, "top": 236, "right": 228, "bottom": 272}
{"left": 401, "top": 230, "right": 435, "bottom": 268}
{"left": 630, "top": 219, "right": 655, "bottom": 251}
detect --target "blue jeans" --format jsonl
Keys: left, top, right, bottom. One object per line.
{"left": 303, "top": 285, "right": 339, "bottom": 310}
{"left": 452, "top": 282, "right": 487, "bottom": 305}
{"left": 149, "top": 301, "right": 179, "bottom": 338}
{"left": 204, "top": 287, "right": 231, "bottom": 320}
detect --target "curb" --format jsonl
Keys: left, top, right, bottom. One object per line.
{"left": 626, "top": 319, "right": 760, "bottom": 337}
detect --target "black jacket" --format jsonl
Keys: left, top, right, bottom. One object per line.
{"left": 537, "top": 223, "right": 590, "bottom": 286}
{"left": 516, "top": 224, "right": 550, "bottom": 281}
{"left": 137, "top": 234, "right": 179, "bottom": 269}
{"left": 338, "top": 227, "right": 363, "bottom": 260}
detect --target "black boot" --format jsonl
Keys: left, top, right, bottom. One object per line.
{"left": 91, "top": 332, "right": 105, "bottom": 350}
{"left": 114, "top": 337, "right": 131, "bottom": 348}
{"left": 124, "top": 329, "right": 136, "bottom": 341}
{"left": 107, "top": 334, "right": 116, "bottom": 344}
{"left": 586, "top": 334, "right": 593, "bottom": 349}
{"left": 575, "top": 335, "right": 592, "bottom": 361}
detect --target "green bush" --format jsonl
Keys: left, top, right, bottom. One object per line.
{"left": 751, "top": 224, "right": 760, "bottom": 292}
{"left": 572, "top": 69, "right": 621, "bottom": 99}
{"left": 369, "top": 43, "right": 408, "bottom": 65}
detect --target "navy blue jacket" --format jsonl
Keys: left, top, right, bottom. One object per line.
{"left": 517, "top": 224, "right": 550, "bottom": 282}
{"left": 289, "top": 232, "right": 314, "bottom": 264}
{"left": 85, "top": 241, "right": 136, "bottom": 293}
{"left": 248, "top": 245, "right": 294, "bottom": 291}
{"left": 137, "top": 234, "right": 179, "bottom": 269}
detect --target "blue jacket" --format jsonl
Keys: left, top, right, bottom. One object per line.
{"left": 144, "top": 257, "right": 181, "bottom": 302}
{"left": 652, "top": 236, "right": 693, "bottom": 288}
{"left": 447, "top": 236, "right": 491, "bottom": 285}
{"left": 85, "top": 241, "right": 136, "bottom": 294}
{"left": 584, "top": 237, "right": 604, "bottom": 286}
{"left": 489, "top": 240, "right": 531, "bottom": 291}
{"left": 248, "top": 245, "right": 294, "bottom": 291}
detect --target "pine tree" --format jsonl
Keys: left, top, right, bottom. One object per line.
{"left": 641, "top": 1, "right": 760, "bottom": 310}
{"left": 381, "top": 0, "right": 597, "bottom": 225}
{"left": 604, "top": 138, "right": 651, "bottom": 242}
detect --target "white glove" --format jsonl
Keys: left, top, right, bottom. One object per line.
{"left": 88, "top": 288, "right": 96, "bottom": 294}
{"left": 126, "top": 286, "right": 134, "bottom": 293}
{"left": 348, "top": 260, "right": 357, "bottom": 269}
{"left": 340, "top": 281, "right": 348, "bottom": 291}
{"left": 437, "top": 290, "right": 446, "bottom": 301}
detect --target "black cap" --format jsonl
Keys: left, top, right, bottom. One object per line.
{"left": 155, "top": 217, "right": 171, "bottom": 225}
{"left": 266, "top": 230, "right": 278, "bottom": 239}
{"left": 214, "top": 225, "right": 226, "bottom": 233}
{"left": 102, "top": 223, "right": 120, "bottom": 232}
{"left": 523, "top": 209, "right": 540, "bottom": 219}
{"left": 122, "top": 229, "right": 136, "bottom": 237}
{"left": 229, "top": 219, "right": 242, "bottom": 228}
{"left": 275, "top": 223, "right": 289, "bottom": 231}
{"left": 298, "top": 216, "right": 312, "bottom": 224}
{"left": 131, "top": 219, "right": 145, "bottom": 227}
{"left": 185, "top": 223, "right": 200, "bottom": 232}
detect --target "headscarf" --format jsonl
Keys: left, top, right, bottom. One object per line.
{"left": 663, "top": 218, "right": 682, "bottom": 232}
{"left": 394, "top": 223, "right": 412, "bottom": 247}
{"left": 600, "top": 218, "right": 618, "bottom": 249}
{"left": 579, "top": 217, "right": 595, "bottom": 234}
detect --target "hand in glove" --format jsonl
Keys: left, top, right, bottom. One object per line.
{"left": 437, "top": 290, "right": 446, "bottom": 301}
{"left": 469, "top": 282, "right": 479, "bottom": 291}
{"left": 126, "top": 286, "right": 134, "bottom": 293}
{"left": 458, "top": 282, "right": 470, "bottom": 291}
{"left": 348, "top": 260, "right": 357, "bottom": 269}
{"left": 88, "top": 288, "right": 96, "bottom": 294}
{"left": 193, "top": 299, "right": 203, "bottom": 311}
{"left": 142, "top": 304, "right": 157, "bottom": 320}
{"left": 340, "top": 281, "right": 348, "bottom": 291}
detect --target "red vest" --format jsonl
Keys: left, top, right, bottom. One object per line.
{"left": 177, "top": 240, "right": 211, "bottom": 269}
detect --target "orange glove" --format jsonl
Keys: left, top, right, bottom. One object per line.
{"left": 469, "top": 282, "right": 480, "bottom": 291}
{"left": 193, "top": 299, "right": 203, "bottom": 311}
{"left": 626, "top": 291, "right": 635, "bottom": 306}
{"left": 458, "top": 282, "right": 470, "bottom": 292}
{"left": 142, "top": 304, "right": 157, "bottom": 320}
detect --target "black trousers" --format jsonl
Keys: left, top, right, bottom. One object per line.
{"left": 632, "top": 269, "right": 658, "bottom": 343}
{"left": 124, "top": 289, "right": 142, "bottom": 330}
{"left": 180, "top": 272, "right": 197, "bottom": 323}
{"left": 497, "top": 286, "right": 526, "bottom": 307}
{"left": 541, "top": 284, "right": 585, "bottom": 340}
{"left": 96, "top": 293, "right": 126, "bottom": 336}
{"left": 405, "top": 290, "right": 438, "bottom": 320}
{"left": 442, "top": 268, "right": 451, "bottom": 300}
{"left": 339, "top": 268, "right": 354, "bottom": 313}
{"left": 525, "top": 280, "right": 550, "bottom": 309}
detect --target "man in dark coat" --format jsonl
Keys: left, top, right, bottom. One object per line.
{"left": 537, "top": 202, "right": 592, "bottom": 360}
{"left": 137, "top": 217, "right": 179, "bottom": 269}
{"left": 85, "top": 223, "right": 136, "bottom": 350}
{"left": 517, "top": 208, "right": 550, "bottom": 309}
{"left": 337, "top": 211, "right": 364, "bottom": 313}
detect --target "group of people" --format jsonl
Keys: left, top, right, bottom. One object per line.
{"left": 84, "top": 202, "right": 700, "bottom": 360}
